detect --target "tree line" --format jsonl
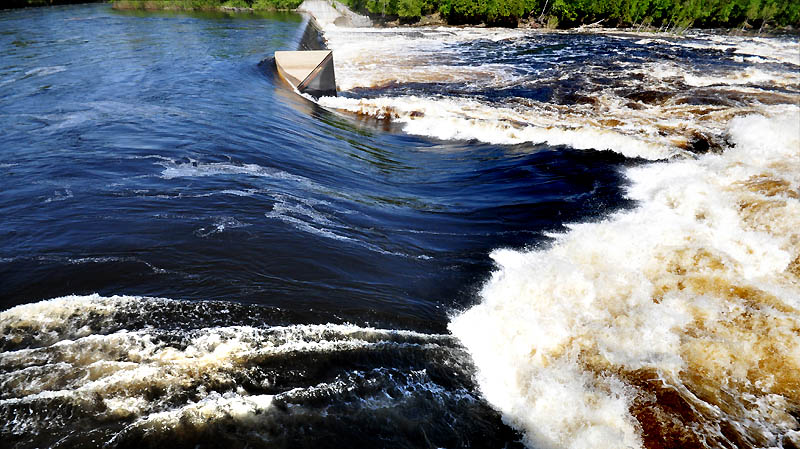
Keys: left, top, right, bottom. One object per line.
{"left": 9, "top": 0, "right": 799, "bottom": 30}
{"left": 6, "top": 0, "right": 300, "bottom": 11}
{"left": 344, "top": 0, "right": 800, "bottom": 28}
{"left": 110, "top": 0, "right": 302, "bottom": 10}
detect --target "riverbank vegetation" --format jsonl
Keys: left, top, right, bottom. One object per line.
{"left": 5, "top": 0, "right": 105, "bottom": 8}
{"left": 346, "top": 0, "right": 800, "bottom": 28}
{"left": 112, "top": 0, "right": 303, "bottom": 11}
{"left": 20, "top": 0, "right": 797, "bottom": 30}
{"left": 112, "top": 0, "right": 799, "bottom": 28}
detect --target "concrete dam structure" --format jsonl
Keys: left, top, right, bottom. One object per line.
{"left": 274, "top": 50, "right": 336, "bottom": 97}
{"left": 272, "top": 0, "right": 371, "bottom": 98}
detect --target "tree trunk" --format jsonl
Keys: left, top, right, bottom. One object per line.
{"left": 538, "top": 0, "right": 550, "bottom": 22}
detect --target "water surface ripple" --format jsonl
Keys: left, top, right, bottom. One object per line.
{"left": 2, "top": 4, "right": 797, "bottom": 449}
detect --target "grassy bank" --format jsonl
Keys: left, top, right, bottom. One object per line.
{"left": 110, "top": 0, "right": 798, "bottom": 29}
{"left": 112, "top": 0, "right": 301, "bottom": 11}
{"left": 4, "top": 0, "right": 107, "bottom": 8}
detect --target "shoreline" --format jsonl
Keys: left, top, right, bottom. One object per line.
{"left": 111, "top": 2, "right": 294, "bottom": 13}
{"left": 107, "top": 1, "right": 799, "bottom": 35}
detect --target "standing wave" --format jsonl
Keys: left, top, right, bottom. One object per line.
{"left": 317, "top": 27, "right": 799, "bottom": 162}
{"left": 0, "top": 295, "right": 519, "bottom": 448}
{"left": 449, "top": 107, "right": 800, "bottom": 448}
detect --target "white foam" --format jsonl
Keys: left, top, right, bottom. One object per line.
{"left": 117, "top": 367, "right": 472, "bottom": 440}
{"left": 0, "top": 294, "right": 134, "bottom": 346}
{"left": 159, "top": 160, "right": 293, "bottom": 180}
{"left": 323, "top": 27, "right": 526, "bottom": 91}
{"left": 2, "top": 295, "right": 452, "bottom": 437}
{"left": 645, "top": 60, "right": 797, "bottom": 87}
{"left": 319, "top": 27, "right": 798, "bottom": 161}
{"left": 266, "top": 193, "right": 354, "bottom": 242}
{"left": 66, "top": 256, "right": 131, "bottom": 264}
{"left": 125, "top": 392, "right": 275, "bottom": 433}
{"left": 610, "top": 31, "right": 800, "bottom": 67}
{"left": 450, "top": 107, "right": 800, "bottom": 448}
{"left": 195, "top": 216, "right": 249, "bottom": 237}
{"left": 687, "top": 33, "right": 800, "bottom": 66}
{"left": 43, "top": 188, "right": 73, "bottom": 203}
{"left": 320, "top": 95, "right": 680, "bottom": 160}
{"left": 23, "top": 66, "right": 67, "bottom": 77}
{"left": 156, "top": 160, "right": 322, "bottom": 199}
{"left": 264, "top": 194, "right": 426, "bottom": 258}
{"left": 220, "top": 188, "right": 260, "bottom": 197}
{"left": 319, "top": 35, "right": 800, "bottom": 446}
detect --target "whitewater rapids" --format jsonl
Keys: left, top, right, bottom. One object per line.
{"left": 316, "top": 24, "right": 800, "bottom": 449}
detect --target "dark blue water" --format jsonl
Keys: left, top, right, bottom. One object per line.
{"left": 0, "top": 5, "right": 631, "bottom": 325}
{"left": 0, "top": 5, "right": 635, "bottom": 448}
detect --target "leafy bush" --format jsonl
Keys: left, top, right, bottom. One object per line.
{"left": 223, "top": 0, "right": 250, "bottom": 7}
{"left": 110, "top": 0, "right": 302, "bottom": 11}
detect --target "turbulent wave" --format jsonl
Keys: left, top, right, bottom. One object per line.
{"left": 0, "top": 295, "right": 514, "bottom": 448}
{"left": 318, "top": 27, "right": 799, "bottom": 161}
{"left": 157, "top": 159, "right": 312, "bottom": 185}
{"left": 449, "top": 107, "right": 800, "bottom": 448}
{"left": 4, "top": 7, "right": 799, "bottom": 449}
{"left": 320, "top": 94, "right": 678, "bottom": 159}
{"left": 309, "top": 21, "right": 800, "bottom": 448}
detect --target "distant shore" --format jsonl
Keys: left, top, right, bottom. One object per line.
{"left": 3, "top": 0, "right": 105, "bottom": 9}
{"left": 5, "top": 0, "right": 797, "bottom": 34}
{"left": 110, "top": 0, "right": 799, "bottom": 34}
{"left": 110, "top": 1, "right": 294, "bottom": 12}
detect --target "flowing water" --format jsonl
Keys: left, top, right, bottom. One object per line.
{"left": 1, "top": 4, "right": 798, "bottom": 449}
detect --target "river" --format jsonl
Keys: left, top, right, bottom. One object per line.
{"left": 1, "top": 4, "right": 798, "bottom": 448}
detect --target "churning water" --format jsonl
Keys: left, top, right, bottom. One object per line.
{"left": 1, "top": 4, "right": 798, "bottom": 448}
